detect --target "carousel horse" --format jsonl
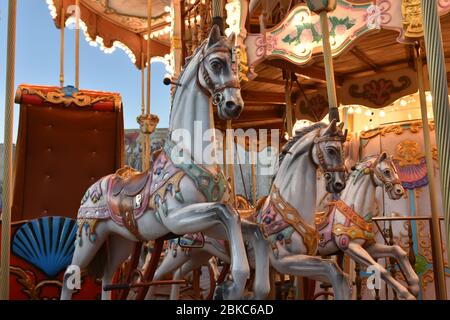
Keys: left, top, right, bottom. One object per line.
{"left": 315, "top": 152, "right": 419, "bottom": 300}
{"left": 147, "top": 121, "right": 351, "bottom": 300}
{"left": 153, "top": 152, "right": 420, "bottom": 300}
{"left": 61, "top": 25, "right": 257, "bottom": 300}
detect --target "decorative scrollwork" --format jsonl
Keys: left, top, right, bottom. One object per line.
{"left": 360, "top": 121, "right": 435, "bottom": 140}
{"left": 10, "top": 266, "right": 62, "bottom": 300}
{"left": 349, "top": 76, "right": 412, "bottom": 106}
{"left": 393, "top": 140, "right": 424, "bottom": 167}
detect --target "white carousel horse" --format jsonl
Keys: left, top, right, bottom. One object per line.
{"left": 316, "top": 152, "right": 419, "bottom": 300}
{"left": 147, "top": 121, "right": 352, "bottom": 300}
{"left": 154, "top": 152, "right": 420, "bottom": 300}
{"left": 61, "top": 25, "right": 259, "bottom": 300}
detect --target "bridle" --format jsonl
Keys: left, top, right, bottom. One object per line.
{"left": 368, "top": 156, "right": 401, "bottom": 191}
{"left": 309, "top": 129, "right": 347, "bottom": 180}
{"left": 196, "top": 43, "right": 241, "bottom": 107}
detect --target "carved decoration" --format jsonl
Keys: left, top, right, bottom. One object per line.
{"left": 360, "top": 120, "right": 435, "bottom": 140}
{"left": 10, "top": 266, "right": 62, "bottom": 300}
{"left": 15, "top": 85, "right": 122, "bottom": 109}
{"left": 295, "top": 88, "right": 330, "bottom": 122}
{"left": 137, "top": 114, "right": 160, "bottom": 135}
{"left": 402, "top": 0, "right": 424, "bottom": 39}
{"left": 349, "top": 77, "right": 411, "bottom": 106}
{"left": 394, "top": 140, "right": 424, "bottom": 167}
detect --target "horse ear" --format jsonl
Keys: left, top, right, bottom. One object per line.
{"left": 208, "top": 24, "right": 222, "bottom": 48}
{"left": 338, "top": 122, "right": 344, "bottom": 131}
{"left": 379, "top": 152, "right": 388, "bottom": 162}
{"left": 227, "top": 32, "right": 236, "bottom": 45}
{"left": 324, "top": 119, "right": 337, "bottom": 135}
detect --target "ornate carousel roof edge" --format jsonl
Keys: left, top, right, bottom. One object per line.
{"left": 46, "top": 0, "right": 172, "bottom": 71}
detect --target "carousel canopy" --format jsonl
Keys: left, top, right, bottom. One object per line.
{"left": 48, "top": 0, "right": 172, "bottom": 69}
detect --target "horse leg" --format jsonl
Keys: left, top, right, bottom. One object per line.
{"left": 365, "top": 242, "right": 420, "bottom": 297}
{"left": 344, "top": 241, "right": 415, "bottom": 300}
{"left": 161, "top": 203, "right": 250, "bottom": 300}
{"left": 61, "top": 222, "right": 109, "bottom": 300}
{"left": 101, "top": 234, "right": 135, "bottom": 300}
{"left": 241, "top": 221, "right": 270, "bottom": 299}
{"left": 169, "top": 253, "right": 211, "bottom": 300}
{"left": 270, "top": 254, "right": 351, "bottom": 300}
{"left": 144, "top": 244, "right": 191, "bottom": 300}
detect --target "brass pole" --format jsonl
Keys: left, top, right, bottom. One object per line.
{"left": 285, "top": 76, "right": 294, "bottom": 137}
{"left": 1, "top": 0, "right": 17, "bottom": 300}
{"left": 145, "top": 0, "right": 153, "bottom": 171}
{"left": 251, "top": 150, "right": 257, "bottom": 206}
{"left": 319, "top": 10, "right": 340, "bottom": 122}
{"left": 60, "top": 6, "right": 65, "bottom": 87}
{"left": 75, "top": 0, "right": 80, "bottom": 88}
{"left": 415, "top": 44, "right": 447, "bottom": 299}
{"left": 141, "top": 53, "right": 147, "bottom": 171}
{"left": 421, "top": 0, "right": 450, "bottom": 300}
{"left": 226, "top": 121, "right": 236, "bottom": 205}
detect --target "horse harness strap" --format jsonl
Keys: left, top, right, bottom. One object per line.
{"left": 265, "top": 185, "right": 319, "bottom": 255}
{"left": 197, "top": 45, "right": 241, "bottom": 106}
{"left": 310, "top": 131, "right": 347, "bottom": 174}
{"left": 368, "top": 157, "right": 401, "bottom": 190}
{"left": 330, "top": 200, "right": 375, "bottom": 241}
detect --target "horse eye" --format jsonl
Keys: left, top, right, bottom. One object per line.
{"left": 326, "top": 148, "right": 336, "bottom": 156}
{"left": 384, "top": 169, "right": 391, "bottom": 177}
{"left": 210, "top": 60, "right": 223, "bottom": 71}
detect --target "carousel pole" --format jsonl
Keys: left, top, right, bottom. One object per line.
{"left": 212, "top": 0, "right": 224, "bottom": 34}
{"left": 0, "top": 0, "right": 17, "bottom": 301}
{"left": 226, "top": 121, "right": 236, "bottom": 205}
{"left": 415, "top": 43, "right": 447, "bottom": 300}
{"left": 60, "top": 5, "right": 65, "bottom": 87}
{"left": 141, "top": 53, "right": 147, "bottom": 171}
{"left": 75, "top": 0, "right": 80, "bottom": 88}
{"left": 144, "top": 0, "right": 153, "bottom": 171}
{"left": 306, "top": 1, "right": 340, "bottom": 122}
{"left": 421, "top": 0, "right": 450, "bottom": 299}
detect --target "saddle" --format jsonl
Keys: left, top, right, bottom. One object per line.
{"left": 108, "top": 166, "right": 151, "bottom": 241}
{"left": 112, "top": 168, "right": 150, "bottom": 197}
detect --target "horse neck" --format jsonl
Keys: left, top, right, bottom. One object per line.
{"left": 169, "top": 51, "right": 215, "bottom": 165}
{"left": 272, "top": 136, "right": 317, "bottom": 225}
{"left": 340, "top": 173, "right": 378, "bottom": 219}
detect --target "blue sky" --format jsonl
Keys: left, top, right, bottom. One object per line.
{"left": 0, "top": 0, "right": 170, "bottom": 143}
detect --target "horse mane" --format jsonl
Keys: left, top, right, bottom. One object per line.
{"left": 272, "top": 122, "right": 327, "bottom": 182}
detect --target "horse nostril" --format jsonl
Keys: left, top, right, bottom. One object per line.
{"left": 226, "top": 101, "right": 242, "bottom": 112}
{"left": 334, "top": 181, "right": 344, "bottom": 191}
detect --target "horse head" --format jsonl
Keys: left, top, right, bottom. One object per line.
{"left": 197, "top": 25, "right": 244, "bottom": 120}
{"left": 369, "top": 152, "right": 405, "bottom": 200}
{"left": 311, "top": 120, "right": 347, "bottom": 194}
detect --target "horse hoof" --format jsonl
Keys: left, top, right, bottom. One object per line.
{"left": 214, "top": 281, "right": 234, "bottom": 300}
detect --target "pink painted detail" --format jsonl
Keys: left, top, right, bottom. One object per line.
{"left": 393, "top": 158, "right": 428, "bottom": 190}
{"left": 439, "top": 0, "right": 450, "bottom": 12}
{"left": 318, "top": 206, "right": 336, "bottom": 248}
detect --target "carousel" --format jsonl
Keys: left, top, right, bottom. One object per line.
{"left": 1, "top": 0, "right": 450, "bottom": 300}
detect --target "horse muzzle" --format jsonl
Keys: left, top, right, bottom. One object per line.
{"left": 222, "top": 101, "right": 243, "bottom": 119}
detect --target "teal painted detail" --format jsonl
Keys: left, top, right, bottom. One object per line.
{"left": 268, "top": 226, "right": 295, "bottom": 245}
{"left": 164, "top": 139, "right": 228, "bottom": 202}
{"left": 175, "top": 191, "right": 185, "bottom": 203}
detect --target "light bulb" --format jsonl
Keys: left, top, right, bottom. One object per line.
{"left": 355, "top": 107, "right": 362, "bottom": 114}
{"left": 348, "top": 106, "right": 354, "bottom": 114}
{"left": 400, "top": 99, "right": 407, "bottom": 107}
{"left": 379, "top": 110, "right": 386, "bottom": 117}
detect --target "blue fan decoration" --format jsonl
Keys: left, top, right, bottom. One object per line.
{"left": 12, "top": 217, "right": 77, "bottom": 278}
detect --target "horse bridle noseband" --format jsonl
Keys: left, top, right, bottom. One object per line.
{"left": 310, "top": 131, "right": 347, "bottom": 180}
{"left": 368, "top": 157, "right": 401, "bottom": 191}
{"left": 197, "top": 44, "right": 241, "bottom": 106}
